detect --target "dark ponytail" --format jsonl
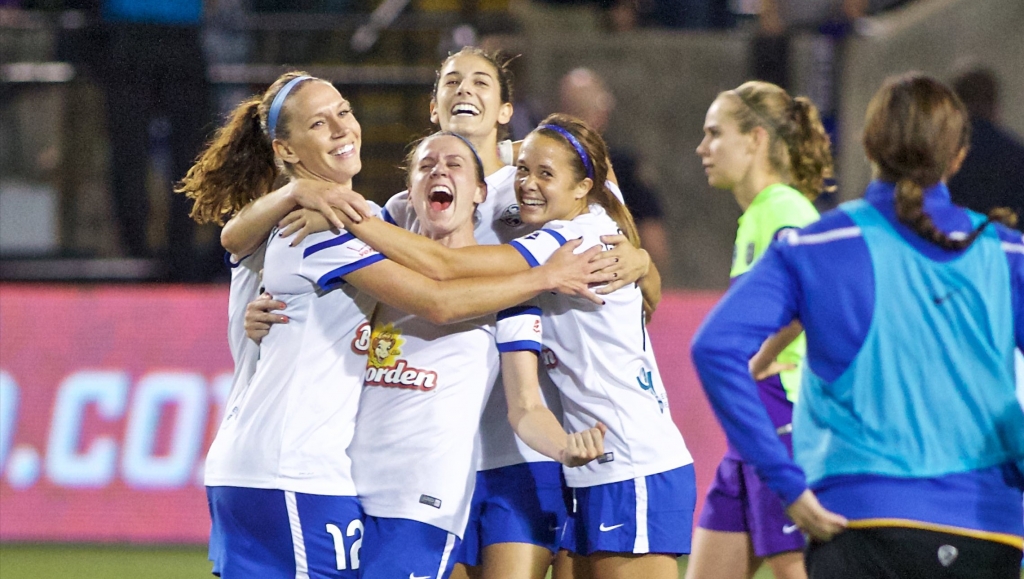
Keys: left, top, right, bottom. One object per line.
{"left": 175, "top": 71, "right": 323, "bottom": 225}
{"left": 864, "top": 73, "right": 1014, "bottom": 250}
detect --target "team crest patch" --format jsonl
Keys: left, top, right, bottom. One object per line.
{"left": 499, "top": 204, "right": 522, "bottom": 227}
{"left": 775, "top": 226, "right": 798, "bottom": 242}
{"left": 360, "top": 323, "right": 439, "bottom": 391}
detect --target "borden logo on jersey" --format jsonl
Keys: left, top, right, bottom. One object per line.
{"left": 362, "top": 323, "right": 439, "bottom": 391}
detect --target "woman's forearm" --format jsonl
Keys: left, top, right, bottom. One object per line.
{"left": 345, "top": 216, "right": 529, "bottom": 280}
{"left": 221, "top": 185, "right": 297, "bottom": 257}
{"left": 502, "top": 351, "right": 568, "bottom": 462}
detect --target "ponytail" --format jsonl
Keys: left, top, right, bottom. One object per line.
{"left": 894, "top": 179, "right": 1014, "bottom": 250}
{"left": 175, "top": 71, "right": 321, "bottom": 225}
{"left": 176, "top": 98, "right": 278, "bottom": 225}
{"left": 864, "top": 73, "right": 1004, "bottom": 250}
{"left": 724, "top": 81, "right": 834, "bottom": 201}
{"left": 785, "top": 96, "right": 834, "bottom": 199}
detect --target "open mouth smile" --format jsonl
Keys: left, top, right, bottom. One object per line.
{"left": 429, "top": 185, "right": 454, "bottom": 211}
{"left": 451, "top": 103, "right": 480, "bottom": 117}
{"left": 331, "top": 143, "right": 356, "bottom": 157}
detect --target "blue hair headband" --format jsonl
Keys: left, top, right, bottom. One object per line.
{"left": 436, "top": 131, "right": 485, "bottom": 182}
{"left": 539, "top": 123, "right": 594, "bottom": 180}
{"left": 267, "top": 75, "right": 313, "bottom": 140}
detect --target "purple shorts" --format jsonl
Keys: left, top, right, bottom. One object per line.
{"left": 696, "top": 455, "right": 805, "bottom": 558}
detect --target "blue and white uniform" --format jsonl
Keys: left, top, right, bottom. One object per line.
{"left": 384, "top": 166, "right": 570, "bottom": 564}
{"left": 205, "top": 220, "right": 383, "bottom": 579}
{"left": 509, "top": 204, "right": 696, "bottom": 556}
{"left": 691, "top": 181, "right": 1024, "bottom": 550}
{"left": 347, "top": 294, "right": 543, "bottom": 579}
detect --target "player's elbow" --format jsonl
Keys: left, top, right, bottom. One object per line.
{"left": 220, "top": 224, "right": 252, "bottom": 258}
{"left": 422, "top": 296, "right": 461, "bottom": 325}
{"left": 689, "top": 322, "right": 729, "bottom": 375}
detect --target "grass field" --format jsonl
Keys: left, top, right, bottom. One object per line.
{"left": 0, "top": 544, "right": 782, "bottom": 579}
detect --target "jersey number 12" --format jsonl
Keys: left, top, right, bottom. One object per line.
{"left": 326, "top": 520, "right": 363, "bottom": 570}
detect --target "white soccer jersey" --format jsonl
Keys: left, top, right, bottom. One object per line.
{"left": 508, "top": 204, "right": 692, "bottom": 488}
{"left": 204, "top": 226, "right": 382, "bottom": 495}
{"left": 384, "top": 166, "right": 562, "bottom": 471}
{"left": 204, "top": 242, "right": 267, "bottom": 485}
{"left": 347, "top": 303, "right": 542, "bottom": 536}
{"left": 226, "top": 242, "right": 267, "bottom": 369}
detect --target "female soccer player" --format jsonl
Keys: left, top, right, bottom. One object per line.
{"left": 686, "top": 81, "right": 833, "bottom": 579}
{"left": 236, "top": 48, "right": 658, "bottom": 579}
{"left": 329, "top": 114, "right": 695, "bottom": 579}
{"left": 348, "top": 131, "right": 607, "bottom": 579}
{"left": 180, "top": 72, "right": 611, "bottom": 579}
{"left": 691, "top": 73, "right": 1024, "bottom": 578}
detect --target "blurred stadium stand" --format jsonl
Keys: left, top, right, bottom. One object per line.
{"left": 1, "top": 0, "right": 1021, "bottom": 286}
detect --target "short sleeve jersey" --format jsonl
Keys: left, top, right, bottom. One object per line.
{"left": 731, "top": 183, "right": 819, "bottom": 401}
{"left": 384, "top": 166, "right": 564, "bottom": 471}
{"left": 347, "top": 302, "right": 542, "bottom": 537}
{"left": 508, "top": 205, "right": 692, "bottom": 488}
{"left": 204, "top": 221, "right": 382, "bottom": 495}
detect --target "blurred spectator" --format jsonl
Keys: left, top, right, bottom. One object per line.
{"left": 558, "top": 67, "right": 671, "bottom": 273}
{"left": 532, "top": 0, "right": 734, "bottom": 30}
{"left": 752, "top": 0, "right": 910, "bottom": 89}
{"left": 85, "top": 0, "right": 217, "bottom": 280}
{"left": 947, "top": 67, "right": 1024, "bottom": 231}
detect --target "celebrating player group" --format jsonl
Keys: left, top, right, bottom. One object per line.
{"left": 178, "top": 45, "right": 1024, "bottom": 579}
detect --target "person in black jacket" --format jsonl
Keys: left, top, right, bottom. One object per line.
{"left": 947, "top": 67, "right": 1024, "bottom": 232}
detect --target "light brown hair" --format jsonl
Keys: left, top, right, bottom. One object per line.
{"left": 863, "top": 73, "right": 1016, "bottom": 249}
{"left": 722, "top": 81, "right": 834, "bottom": 200}
{"left": 175, "top": 72, "right": 327, "bottom": 225}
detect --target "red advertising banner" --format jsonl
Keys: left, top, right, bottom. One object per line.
{"left": 0, "top": 284, "right": 727, "bottom": 544}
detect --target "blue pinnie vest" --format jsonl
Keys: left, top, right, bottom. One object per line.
{"left": 794, "top": 199, "right": 1023, "bottom": 484}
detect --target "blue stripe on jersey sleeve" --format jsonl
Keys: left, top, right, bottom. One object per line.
{"left": 381, "top": 208, "right": 396, "bottom": 225}
{"left": 304, "top": 232, "right": 356, "bottom": 258}
{"left": 317, "top": 253, "right": 385, "bottom": 290}
{"left": 509, "top": 240, "right": 541, "bottom": 268}
{"left": 497, "top": 339, "right": 542, "bottom": 353}
{"left": 497, "top": 305, "right": 542, "bottom": 320}
{"left": 224, "top": 251, "right": 241, "bottom": 269}
{"left": 541, "top": 228, "right": 568, "bottom": 246}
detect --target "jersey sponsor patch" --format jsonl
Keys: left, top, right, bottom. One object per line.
{"left": 499, "top": 204, "right": 522, "bottom": 227}
{"left": 352, "top": 322, "right": 371, "bottom": 355}
{"left": 363, "top": 324, "right": 439, "bottom": 391}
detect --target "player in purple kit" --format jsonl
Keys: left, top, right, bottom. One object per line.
{"left": 687, "top": 81, "right": 833, "bottom": 579}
